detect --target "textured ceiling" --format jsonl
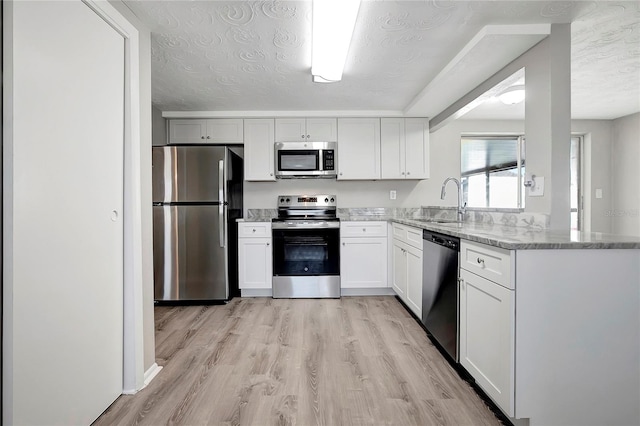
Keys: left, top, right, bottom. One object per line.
{"left": 123, "top": 0, "right": 640, "bottom": 120}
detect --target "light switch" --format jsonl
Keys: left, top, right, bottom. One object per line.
{"left": 595, "top": 188, "right": 603, "bottom": 199}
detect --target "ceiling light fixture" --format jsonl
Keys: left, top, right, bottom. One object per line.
{"left": 311, "top": 0, "right": 361, "bottom": 83}
{"left": 498, "top": 84, "right": 526, "bottom": 105}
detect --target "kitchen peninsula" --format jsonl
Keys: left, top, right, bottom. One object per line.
{"left": 239, "top": 207, "right": 640, "bottom": 426}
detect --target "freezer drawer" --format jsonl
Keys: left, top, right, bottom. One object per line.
{"left": 153, "top": 205, "right": 227, "bottom": 300}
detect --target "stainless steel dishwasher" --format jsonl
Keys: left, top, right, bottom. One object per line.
{"left": 422, "top": 230, "right": 460, "bottom": 362}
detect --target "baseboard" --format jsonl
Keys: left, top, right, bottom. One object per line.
{"left": 240, "top": 289, "right": 272, "bottom": 297}
{"left": 341, "top": 288, "right": 396, "bottom": 296}
{"left": 241, "top": 288, "right": 397, "bottom": 297}
{"left": 122, "top": 363, "right": 163, "bottom": 395}
{"left": 144, "top": 363, "right": 163, "bottom": 387}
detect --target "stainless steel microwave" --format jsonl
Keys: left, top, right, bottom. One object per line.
{"left": 274, "top": 141, "right": 337, "bottom": 178}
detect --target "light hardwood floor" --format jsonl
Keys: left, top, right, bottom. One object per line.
{"left": 95, "top": 297, "right": 502, "bottom": 425}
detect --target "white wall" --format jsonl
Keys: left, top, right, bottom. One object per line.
{"left": 152, "top": 105, "right": 167, "bottom": 146}
{"left": 244, "top": 179, "right": 420, "bottom": 213}
{"left": 611, "top": 112, "right": 640, "bottom": 236}
{"left": 430, "top": 25, "right": 572, "bottom": 229}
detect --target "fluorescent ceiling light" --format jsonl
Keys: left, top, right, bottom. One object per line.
{"left": 312, "top": 0, "right": 361, "bottom": 83}
{"left": 498, "top": 84, "right": 526, "bottom": 104}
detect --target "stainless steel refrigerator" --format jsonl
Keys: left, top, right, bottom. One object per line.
{"left": 152, "top": 146, "right": 243, "bottom": 301}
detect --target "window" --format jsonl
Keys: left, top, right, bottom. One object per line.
{"left": 461, "top": 136, "right": 525, "bottom": 209}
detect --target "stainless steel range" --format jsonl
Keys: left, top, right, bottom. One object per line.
{"left": 271, "top": 195, "right": 340, "bottom": 298}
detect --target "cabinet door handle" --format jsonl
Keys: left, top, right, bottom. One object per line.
{"left": 477, "top": 257, "right": 485, "bottom": 266}
{"left": 306, "top": 134, "right": 310, "bottom": 139}
{"left": 401, "top": 172, "right": 405, "bottom": 175}
{"left": 301, "top": 135, "right": 305, "bottom": 139}
{"left": 459, "top": 278, "right": 465, "bottom": 290}
{"left": 407, "top": 171, "right": 410, "bottom": 175}
{"left": 266, "top": 242, "right": 270, "bottom": 246}
{"left": 206, "top": 135, "right": 211, "bottom": 139}
{"left": 270, "top": 173, "right": 273, "bottom": 176}
{"left": 342, "top": 242, "right": 345, "bottom": 246}
{"left": 201, "top": 136, "right": 205, "bottom": 139}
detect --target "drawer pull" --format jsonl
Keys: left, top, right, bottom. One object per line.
{"left": 477, "top": 257, "right": 485, "bottom": 266}
{"left": 252, "top": 229, "right": 256, "bottom": 233}
{"left": 362, "top": 228, "right": 366, "bottom": 232}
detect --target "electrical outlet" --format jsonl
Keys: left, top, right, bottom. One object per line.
{"left": 595, "top": 188, "right": 603, "bottom": 199}
{"left": 390, "top": 190, "right": 397, "bottom": 200}
{"left": 528, "top": 176, "right": 545, "bottom": 197}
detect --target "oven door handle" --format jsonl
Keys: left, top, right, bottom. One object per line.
{"left": 271, "top": 221, "right": 340, "bottom": 230}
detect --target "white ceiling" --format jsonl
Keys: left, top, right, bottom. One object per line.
{"left": 123, "top": 0, "right": 640, "bottom": 120}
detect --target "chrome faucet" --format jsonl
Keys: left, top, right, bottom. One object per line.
{"left": 440, "top": 177, "right": 466, "bottom": 222}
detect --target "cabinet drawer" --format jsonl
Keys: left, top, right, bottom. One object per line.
{"left": 460, "top": 240, "right": 513, "bottom": 289}
{"left": 341, "top": 221, "right": 387, "bottom": 237}
{"left": 238, "top": 222, "right": 271, "bottom": 238}
{"left": 392, "top": 223, "right": 423, "bottom": 250}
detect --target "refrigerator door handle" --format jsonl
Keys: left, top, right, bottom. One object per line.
{"left": 219, "top": 159, "right": 225, "bottom": 248}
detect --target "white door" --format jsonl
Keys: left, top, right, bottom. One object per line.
{"left": 405, "top": 245, "right": 423, "bottom": 317}
{"left": 337, "top": 118, "right": 381, "bottom": 180}
{"left": 9, "top": 1, "right": 124, "bottom": 424}
{"left": 392, "top": 242, "right": 407, "bottom": 297}
{"left": 340, "top": 237, "right": 387, "bottom": 288}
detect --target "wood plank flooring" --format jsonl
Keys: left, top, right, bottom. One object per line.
{"left": 94, "top": 297, "right": 502, "bottom": 425}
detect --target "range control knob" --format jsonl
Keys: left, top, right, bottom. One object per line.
{"left": 280, "top": 198, "right": 285, "bottom": 203}
{"left": 324, "top": 197, "right": 329, "bottom": 203}
{"left": 330, "top": 198, "right": 335, "bottom": 203}
{"left": 286, "top": 198, "right": 290, "bottom": 203}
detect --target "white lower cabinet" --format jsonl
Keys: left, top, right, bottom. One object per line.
{"left": 391, "top": 223, "right": 423, "bottom": 317}
{"left": 340, "top": 222, "right": 388, "bottom": 288}
{"left": 459, "top": 241, "right": 515, "bottom": 417}
{"left": 238, "top": 222, "right": 272, "bottom": 291}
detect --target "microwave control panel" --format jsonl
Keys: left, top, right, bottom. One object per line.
{"left": 322, "top": 150, "right": 335, "bottom": 171}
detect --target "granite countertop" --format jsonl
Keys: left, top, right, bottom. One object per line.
{"left": 242, "top": 208, "right": 640, "bottom": 249}
{"left": 390, "top": 218, "right": 640, "bottom": 250}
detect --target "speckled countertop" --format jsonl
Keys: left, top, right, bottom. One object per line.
{"left": 390, "top": 218, "right": 640, "bottom": 250}
{"left": 241, "top": 208, "right": 640, "bottom": 250}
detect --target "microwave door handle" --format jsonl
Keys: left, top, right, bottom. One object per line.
{"left": 218, "top": 159, "right": 225, "bottom": 248}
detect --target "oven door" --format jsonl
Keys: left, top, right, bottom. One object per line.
{"left": 272, "top": 228, "right": 339, "bottom": 276}
{"left": 272, "top": 227, "right": 341, "bottom": 298}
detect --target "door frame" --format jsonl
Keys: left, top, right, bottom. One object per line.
{"left": 82, "top": 0, "right": 145, "bottom": 394}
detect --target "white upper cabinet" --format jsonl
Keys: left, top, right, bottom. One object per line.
{"left": 337, "top": 118, "right": 381, "bottom": 180}
{"left": 275, "top": 118, "right": 337, "bottom": 142}
{"left": 244, "top": 119, "right": 275, "bottom": 181}
{"left": 168, "top": 119, "right": 243, "bottom": 144}
{"left": 381, "top": 118, "right": 429, "bottom": 179}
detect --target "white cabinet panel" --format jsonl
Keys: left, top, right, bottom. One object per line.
{"left": 238, "top": 222, "right": 272, "bottom": 290}
{"left": 381, "top": 118, "right": 429, "bottom": 179}
{"left": 238, "top": 239, "right": 272, "bottom": 289}
{"left": 306, "top": 118, "right": 337, "bottom": 141}
{"left": 244, "top": 119, "right": 275, "bottom": 181}
{"left": 168, "top": 119, "right": 243, "bottom": 144}
{"left": 337, "top": 118, "right": 381, "bottom": 180}
{"left": 340, "top": 221, "right": 387, "bottom": 237}
{"left": 169, "top": 119, "right": 207, "bottom": 144}
{"left": 206, "top": 119, "right": 244, "bottom": 143}
{"left": 404, "top": 118, "right": 429, "bottom": 179}
{"left": 275, "top": 118, "right": 306, "bottom": 142}
{"left": 461, "top": 240, "right": 513, "bottom": 289}
{"left": 275, "top": 118, "right": 337, "bottom": 142}
{"left": 405, "top": 244, "right": 423, "bottom": 317}
{"left": 391, "top": 224, "right": 423, "bottom": 318}
{"left": 341, "top": 237, "right": 388, "bottom": 288}
{"left": 392, "top": 242, "right": 407, "bottom": 298}
{"left": 459, "top": 268, "right": 515, "bottom": 416}
{"left": 381, "top": 118, "right": 405, "bottom": 179}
